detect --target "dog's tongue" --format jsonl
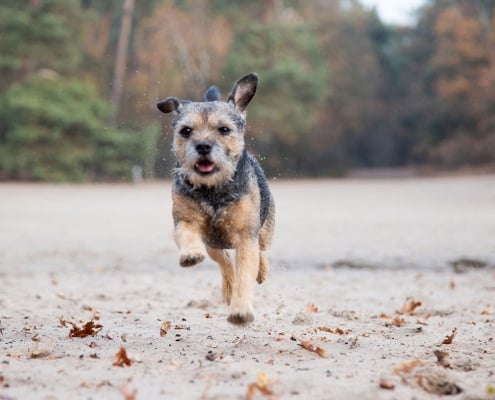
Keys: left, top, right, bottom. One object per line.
{"left": 197, "top": 161, "right": 215, "bottom": 173}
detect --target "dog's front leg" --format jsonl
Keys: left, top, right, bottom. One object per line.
{"left": 174, "top": 221, "right": 206, "bottom": 267}
{"left": 227, "top": 239, "right": 259, "bottom": 325}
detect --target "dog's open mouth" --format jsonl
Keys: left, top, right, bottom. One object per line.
{"left": 195, "top": 160, "right": 216, "bottom": 175}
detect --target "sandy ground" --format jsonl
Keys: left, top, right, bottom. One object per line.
{"left": 0, "top": 176, "right": 494, "bottom": 400}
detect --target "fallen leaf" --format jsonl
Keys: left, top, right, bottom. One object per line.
{"left": 28, "top": 347, "right": 51, "bottom": 359}
{"left": 60, "top": 319, "right": 103, "bottom": 338}
{"left": 306, "top": 303, "right": 319, "bottom": 313}
{"left": 245, "top": 371, "right": 274, "bottom": 400}
{"left": 299, "top": 340, "right": 328, "bottom": 358}
{"left": 440, "top": 328, "right": 457, "bottom": 345}
{"left": 160, "top": 321, "right": 171, "bottom": 337}
{"left": 398, "top": 299, "right": 422, "bottom": 315}
{"left": 379, "top": 378, "right": 395, "bottom": 390}
{"left": 379, "top": 313, "right": 391, "bottom": 319}
{"left": 392, "top": 316, "right": 406, "bottom": 327}
{"left": 434, "top": 350, "right": 451, "bottom": 368}
{"left": 393, "top": 360, "right": 423, "bottom": 375}
{"left": 481, "top": 310, "right": 491, "bottom": 316}
{"left": 113, "top": 347, "right": 132, "bottom": 367}
{"left": 449, "top": 280, "right": 456, "bottom": 289}
{"left": 319, "top": 326, "right": 347, "bottom": 335}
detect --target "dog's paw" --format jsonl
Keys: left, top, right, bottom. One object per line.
{"left": 179, "top": 252, "right": 205, "bottom": 267}
{"left": 227, "top": 312, "right": 254, "bottom": 325}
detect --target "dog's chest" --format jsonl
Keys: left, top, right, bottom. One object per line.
{"left": 200, "top": 202, "right": 236, "bottom": 249}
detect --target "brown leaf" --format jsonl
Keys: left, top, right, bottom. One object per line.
{"left": 113, "top": 347, "right": 132, "bottom": 367}
{"left": 299, "top": 340, "right": 328, "bottom": 358}
{"left": 441, "top": 328, "right": 457, "bottom": 345}
{"left": 306, "top": 303, "right": 319, "bottom": 313}
{"left": 393, "top": 360, "right": 423, "bottom": 375}
{"left": 392, "top": 316, "right": 406, "bottom": 327}
{"left": 319, "top": 326, "right": 347, "bottom": 335}
{"left": 434, "top": 350, "right": 451, "bottom": 368}
{"left": 28, "top": 348, "right": 51, "bottom": 359}
{"left": 245, "top": 371, "right": 273, "bottom": 400}
{"left": 379, "top": 378, "right": 395, "bottom": 390}
{"left": 60, "top": 319, "right": 103, "bottom": 338}
{"left": 398, "top": 299, "right": 422, "bottom": 315}
{"left": 0, "top": 375, "right": 8, "bottom": 388}
{"left": 160, "top": 321, "right": 171, "bottom": 337}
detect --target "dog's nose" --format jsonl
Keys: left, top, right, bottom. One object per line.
{"left": 195, "top": 142, "right": 212, "bottom": 155}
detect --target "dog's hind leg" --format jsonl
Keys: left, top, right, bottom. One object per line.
{"left": 206, "top": 246, "right": 234, "bottom": 305}
{"left": 256, "top": 252, "right": 269, "bottom": 284}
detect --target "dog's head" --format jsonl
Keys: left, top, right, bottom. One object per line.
{"left": 157, "top": 73, "right": 258, "bottom": 188}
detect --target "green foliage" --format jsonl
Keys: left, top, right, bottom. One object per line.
{"left": 0, "top": 0, "right": 82, "bottom": 89}
{"left": 0, "top": 77, "right": 156, "bottom": 181}
{"left": 223, "top": 20, "right": 328, "bottom": 174}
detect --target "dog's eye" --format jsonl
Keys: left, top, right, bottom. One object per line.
{"left": 218, "top": 126, "right": 231, "bottom": 135}
{"left": 179, "top": 126, "right": 192, "bottom": 137}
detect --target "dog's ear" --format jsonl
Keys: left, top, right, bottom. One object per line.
{"left": 204, "top": 85, "right": 221, "bottom": 102}
{"left": 157, "top": 97, "right": 182, "bottom": 114}
{"left": 227, "top": 73, "right": 258, "bottom": 114}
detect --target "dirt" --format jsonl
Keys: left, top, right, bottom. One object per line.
{"left": 1, "top": 176, "right": 494, "bottom": 399}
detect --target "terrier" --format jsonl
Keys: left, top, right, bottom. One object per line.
{"left": 157, "top": 73, "right": 275, "bottom": 325}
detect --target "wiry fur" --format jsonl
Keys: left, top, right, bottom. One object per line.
{"left": 157, "top": 73, "right": 275, "bottom": 325}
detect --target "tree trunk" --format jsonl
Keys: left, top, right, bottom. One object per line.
{"left": 111, "top": 0, "right": 135, "bottom": 125}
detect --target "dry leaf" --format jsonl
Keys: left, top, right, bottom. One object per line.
{"left": 306, "top": 303, "right": 319, "bottom": 313}
{"left": 481, "top": 310, "right": 491, "bottom": 316}
{"left": 113, "top": 347, "right": 132, "bottom": 367}
{"left": 28, "top": 347, "right": 51, "bottom": 359}
{"left": 398, "top": 299, "right": 422, "bottom": 315}
{"left": 319, "top": 326, "right": 347, "bottom": 335}
{"left": 392, "top": 316, "right": 406, "bottom": 327}
{"left": 449, "top": 280, "right": 456, "bottom": 289}
{"left": 441, "top": 328, "right": 457, "bottom": 345}
{"left": 379, "top": 378, "right": 395, "bottom": 390}
{"left": 393, "top": 360, "right": 423, "bottom": 375}
{"left": 60, "top": 319, "right": 103, "bottom": 338}
{"left": 434, "top": 350, "right": 451, "bottom": 368}
{"left": 299, "top": 340, "right": 328, "bottom": 358}
{"left": 245, "top": 371, "right": 274, "bottom": 400}
{"left": 379, "top": 313, "right": 391, "bottom": 319}
{"left": 160, "top": 321, "right": 171, "bottom": 337}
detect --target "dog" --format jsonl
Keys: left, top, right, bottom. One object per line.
{"left": 156, "top": 73, "right": 275, "bottom": 325}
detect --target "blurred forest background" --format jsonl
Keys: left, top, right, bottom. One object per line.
{"left": 1, "top": 0, "right": 495, "bottom": 181}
